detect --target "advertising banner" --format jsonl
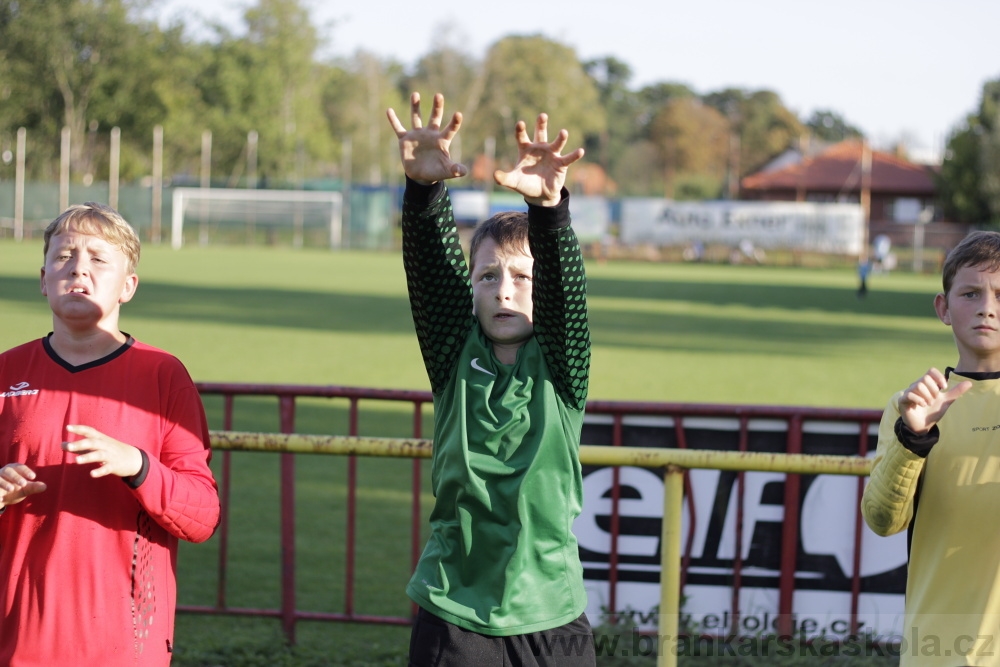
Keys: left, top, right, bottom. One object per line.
{"left": 480, "top": 192, "right": 610, "bottom": 244}
{"left": 575, "top": 415, "right": 908, "bottom": 639}
{"left": 619, "top": 199, "right": 865, "bottom": 255}
{"left": 567, "top": 196, "right": 612, "bottom": 244}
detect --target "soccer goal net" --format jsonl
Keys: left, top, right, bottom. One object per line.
{"left": 170, "top": 188, "right": 343, "bottom": 250}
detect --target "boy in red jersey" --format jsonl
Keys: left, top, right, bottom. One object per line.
{"left": 0, "top": 202, "right": 220, "bottom": 666}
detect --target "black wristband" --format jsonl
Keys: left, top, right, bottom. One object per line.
{"left": 894, "top": 417, "right": 939, "bottom": 457}
{"left": 527, "top": 188, "right": 572, "bottom": 231}
{"left": 123, "top": 449, "right": 150, "bottom": 489}
{"left": 403, "top": 176, "right": 446, "bottom": 209}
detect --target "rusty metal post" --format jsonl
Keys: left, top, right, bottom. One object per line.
{"left": 608, "top": 413, "right": 623, "bottom": 622}
{"left": 216, "top": 395, "right": 235, "bottom": 609}
{"left": 777, "top": 415, "right": 803, "bottom": 637}
{"left": 279, "top": 396, "right": 297, "bottom": 644}
{"left": 411, "top": 402, "right": 425, "bottom": 619}
{"left": 345, "top": 398, "right": 359, "bottom": 618}
{"left": 658, "top": 466, "right": 685, "bottom": 667}
{"left": 850, "top": 422, "right": 873, "bottom": 635}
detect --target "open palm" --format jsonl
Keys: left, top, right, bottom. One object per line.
{"left": 386, "top": 92, "right": 467, "bottom": 185}
{"left": 494, "top": 113, "right": 584, "bottom": 206}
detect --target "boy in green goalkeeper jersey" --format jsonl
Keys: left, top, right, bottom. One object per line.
{"left": 386, "top": 92, "right": 595, "bottom": 666}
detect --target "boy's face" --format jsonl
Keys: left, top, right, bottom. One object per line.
{"left": 40, "top": 226, "right": 138, "bottom": 331}
{"left": 471, "top": 237, "right": 534, "bottom": 361}
{"left": 935, "top": 264, "right": 1000, "bottom": 371}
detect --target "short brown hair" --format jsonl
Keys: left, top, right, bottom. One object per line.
{"left": 43, "top": 202, "right": 141, "bottom": 274}
{"left": 941, "top": 230, "right": 1000, "bottom": 296}
{"left": 468, "top": 211, "right": 530, "bottom": 273}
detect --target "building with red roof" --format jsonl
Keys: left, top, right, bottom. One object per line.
{"left": 741, "top": 139, "right": 935, "bottom": 219}
{"left": 740, "top": 139, "right": 968, "bottom": 254}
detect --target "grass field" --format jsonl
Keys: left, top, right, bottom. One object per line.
{"left": 1, "top": 241, "right": 956, "bottom": 408}
{"left": 0, "top": 240, "right": 950, "bottom": 665}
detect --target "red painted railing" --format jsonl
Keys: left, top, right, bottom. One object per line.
{"left": 179, "top": 383, "right": 883, "bottom": 643}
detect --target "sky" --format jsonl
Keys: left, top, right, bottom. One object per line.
{"left": 153, "top": 0, "right": 1000, "bottom": 163}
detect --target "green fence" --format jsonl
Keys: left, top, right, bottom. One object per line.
{"left": 0, "top": 181, "right": 397, "bottom": 250}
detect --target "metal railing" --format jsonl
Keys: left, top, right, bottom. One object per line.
{"left": 185, "top": 383, "right": 882, "bottom": 667}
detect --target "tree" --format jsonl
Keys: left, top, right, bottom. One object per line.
{"left": 979, "top": 79, "right": 1000, "bottom": 226}
{"left": 320, "top": 51, "right": 406, "bottom": 185}
{"left": 583, "top": 56, "right": 648, "bottom": 194}
{"left": 402, "top": 25, "right": 481, "bottom": 167}
{"left": 150, "top": 30, "right": 218, "bottom": 182}
{"left": 939, "top": 121, "right": 990, "bottom": 224}
{"left": 562, "top": 58, "right": 703, "bottom": 197}
{"left": 703, "top": 88, "right": 804, "bottom": 178}
{"left": 638, "top": 82, "right": 696, "bottom": 110}
{"left": 468, "top": 35, "right": 605, "bottom": 184}
{"left": 238, "top": 0, "right": 332, "bottom": 184}
{"left": 647, "top": 97, "right": 729, "bottom": 199}
{"left": 610, "top": 140, "right": 661, "bottom": 196}
{"left": 805, "top": 109, "right": 863, "bottom": 143}
{"left": 174, "top": 0, "right": 339, "bottom": 186}
{"left": 0, "top": 0, "right": 163, "bottom": 179}
{"left": 404, "top": 23, "right": 480, "bottom": 109}
{"left": 939, "top": 77, "right": 1000, "bottom": 226}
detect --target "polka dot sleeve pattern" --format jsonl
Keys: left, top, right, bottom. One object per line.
{"left": 528, "top": 191, "right": 591, "bottom": 411}
{"left": 401, "top": 179, "right": 476, "bottom": 395}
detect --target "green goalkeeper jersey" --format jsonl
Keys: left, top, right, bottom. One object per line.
{"left": 401, "top": 178, "right": 591, "bottom": 636}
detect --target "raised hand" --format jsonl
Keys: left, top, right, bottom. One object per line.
{"left": 898, "top": 368, "right": 972, "bottom": 434}
{"left": 62, "top": 424, "right": 143, "bottom": 479}
{"left": 386, "top": 92, "right": 467, "bottom": 185}
{"left": 0, "top": 463, "right": 47, "bottom": 508}
{"left": 494, "top": 113, "right": 585, "bottom": 207}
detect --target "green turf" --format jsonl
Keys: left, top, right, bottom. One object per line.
{"left": 1, "top": 241, "right": 954, "bottom": 408}
{"left": 1, "top": 240, "right": 937, "bottom": 665}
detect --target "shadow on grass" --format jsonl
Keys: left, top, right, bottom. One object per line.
{"left": 588, "top": 306, "right": 947, "bottom": 356}
{"left": 0, "top": 276, "right": 417, "bottom": 335}
{"left": 586, "top": 275, "right": 936, "bottom": 319}
{"left": 0, "top": 273, "right": 945, "bottom": 356}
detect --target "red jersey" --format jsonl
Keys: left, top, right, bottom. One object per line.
{"left": 0, "top": 337, "right": 220, "bottom": 666}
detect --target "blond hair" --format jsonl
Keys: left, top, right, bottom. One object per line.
{"left": 43, "top": 202, "right": 141, "bottom": 274}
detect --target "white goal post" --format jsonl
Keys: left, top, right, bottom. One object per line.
{"left": 170, "top": 187, "right": 343, "bottom": 249}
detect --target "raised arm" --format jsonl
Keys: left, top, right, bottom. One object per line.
{"left": 495, "top": 113, "right": 590, "bottom": 408}
{"left": 388, "top": 93, "right": 475, "bottom": 393}
{"left": 528, "top": 200, "right": 590, "bottom": 411}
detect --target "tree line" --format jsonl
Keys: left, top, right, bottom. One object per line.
{"left": 1, "top": 0, "right": 997, "bottom": 224}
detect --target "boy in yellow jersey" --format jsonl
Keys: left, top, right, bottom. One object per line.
{"left": 863, "top": 230, "right": 1000, "bottom": 666}
{"left": 387, "top": 93, "right": 595, "bottom": 666}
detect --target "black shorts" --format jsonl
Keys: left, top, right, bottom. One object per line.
{"left": 408, "top": 607, "right": 596, "bottom": 667}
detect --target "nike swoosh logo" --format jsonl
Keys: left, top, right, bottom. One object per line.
{"left": 470, "top": 358, "right": 495, "bottom": 376}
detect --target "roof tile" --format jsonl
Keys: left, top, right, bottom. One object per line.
{"left": 741, "top": 139, "right": 936, "bottom": 195}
